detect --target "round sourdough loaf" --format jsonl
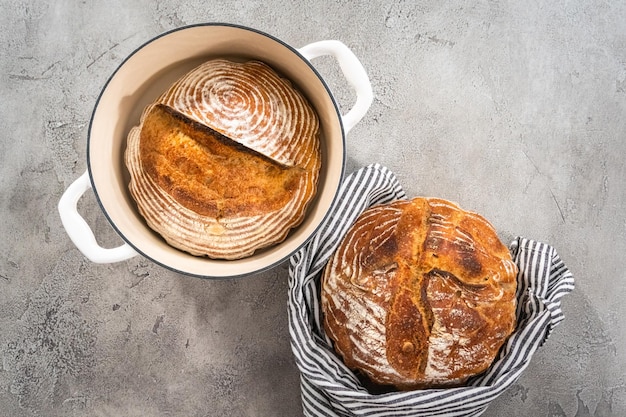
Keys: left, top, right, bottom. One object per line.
{"left": 321, "top": 197, "right": 518, "bottom": 390}
{"left": 125, "top": 59, "right": 321, "bottom": 260}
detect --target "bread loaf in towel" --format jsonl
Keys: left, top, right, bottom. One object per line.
{"left": 125, "top": 59, "right": 320, "bottom": 259}
{"left": 321, "top": 197, "right": 517, "bottom": 390}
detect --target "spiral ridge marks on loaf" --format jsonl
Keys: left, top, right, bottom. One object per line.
{"left": 159, "top": 59, "right": 319, "bottom": 168}
{"left": 125, "top": 121, "right": 313, "bottom": 260}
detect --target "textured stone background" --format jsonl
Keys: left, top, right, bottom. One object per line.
{"left": 1, "top": 1, "right": 625, "bottom": 416}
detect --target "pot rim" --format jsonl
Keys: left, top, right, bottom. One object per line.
{"left": 85, "top": 23, "right": 346, "bottom": 279}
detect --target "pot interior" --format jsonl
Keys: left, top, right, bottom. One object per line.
{"left": 88, "top": 24, "right": 344, "bottom": 278}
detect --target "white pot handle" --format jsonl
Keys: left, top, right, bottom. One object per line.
{"left": 298, "top": 40, "right": 373, "bottom": 135}
{"left": 58, "top": 170, "right": 138, "bottom": 263}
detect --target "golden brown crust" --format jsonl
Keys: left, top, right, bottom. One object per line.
{"left": 138, "top": 104, "right": 305, "bottom": 218}
{"left": 125, "top": 59, "right": 321, "bottom": 260}
{"left": 321, "top": 197, "right": 517, "bottom": 390}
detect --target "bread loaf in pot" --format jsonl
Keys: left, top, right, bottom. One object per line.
{"left": 321, "top": 197, "right": 517, "bottom": 390}
{"left": 125, "top": 59, "right": 321, "bottom": 260}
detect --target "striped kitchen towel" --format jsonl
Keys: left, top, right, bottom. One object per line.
{"left": 288, "top": 164, "right": 575, "bottom": 417}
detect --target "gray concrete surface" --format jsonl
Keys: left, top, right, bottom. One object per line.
{"left": 1, "top": 1, "right": 625, "bottom": 416}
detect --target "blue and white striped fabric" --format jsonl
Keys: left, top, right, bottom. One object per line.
{"left": 288, "top": 164, "right": 575, "bottom": 417}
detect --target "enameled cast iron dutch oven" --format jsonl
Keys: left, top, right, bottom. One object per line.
{"left": 58, "top": 23, "right": 373, "bottom": 278}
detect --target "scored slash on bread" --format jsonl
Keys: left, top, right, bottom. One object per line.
{"left": 125, "top": 59, "right": 321, "bottom": 260}
{"left": 321, "top": 197, "right": 517, "bottom": 390}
